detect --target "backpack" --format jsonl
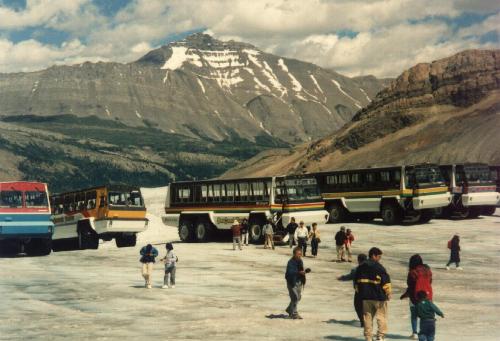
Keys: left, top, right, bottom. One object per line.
{"left": 412, "top": 266, "right": 433, "bottom": 302}
{"left": 447, "top": 240, "right": 451, "bottom": 249}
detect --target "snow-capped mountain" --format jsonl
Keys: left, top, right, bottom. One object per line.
{"left": 0, "top": 33, "right": 387, "bottom": 145}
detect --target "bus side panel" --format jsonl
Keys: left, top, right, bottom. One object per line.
{"left": 0, "top": 213, "right": 53, "bottom": 240}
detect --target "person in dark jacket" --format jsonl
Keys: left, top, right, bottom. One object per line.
{"left": 335, "top": 226, "right": 348, "bottom": 262}
{"left": 338, "top": 253, "right": 368, "bottom": 327}
{"left": 446, "top": 235, "right": 462, "bottom": 270}
{"left": 140, "top": 244, "right": 158, "bottom": 289}
{"left": 355, "top": 247, "right": 391, "bottom": 341}
{"left": 286, "top": 217, "right": 298, "bottom": 248}
{"left": 400, "top": 254, "right": 433, "bottom": 340}
{"left": 241, "top": 218, "right": 249, "bottom": 246}
{"left": 285, "top": 246, "right": 306, "bottom": 319}
{"left": 415, "top": 291, "right": 444, "bottom": 341}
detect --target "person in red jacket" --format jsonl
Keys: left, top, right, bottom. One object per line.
{"left": 400, "top": 254, "right": 433, "bottom": 340}
{"left": 345, "top": 229, "right": 355, "bottom": 262}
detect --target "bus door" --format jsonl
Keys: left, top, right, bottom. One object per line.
{"left": 97, "top": 188, "right": 107, "bottom": 219}
{"left": 274, "top": 178, "right": 287, "bottom": 227}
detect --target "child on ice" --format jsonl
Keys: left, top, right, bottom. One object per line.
{"left": 415, "top": 291, "right": 444, "bottom": 341}
{"left": 161, "top": 242, "right": 178, "bottom": 289}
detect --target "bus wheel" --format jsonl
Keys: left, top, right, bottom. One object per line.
{"left": 250, "top": 224, "right": 263, "bottom": 244}
{"left": 418, "top": 209, "right": 434, "bottom": 224}
{"left": 482, "top": 206, "right": 496, "bottom": 216}
{"left": 25, "top": 238, "right": 52, "bottom": 256}
{"left": 467, "top": 207, "right": 482, "bottom": 219}
{"left": 116, "top": 234, "right": 136, "bottom": 247}
{"left": 195, "top": 221, "right": 211, "bottom": 242}
{"left": 78, "top": 229, "right": 99, "bottom": 250}
{"left": 328, "top": 202, "right": 347, "bottom": 223}
{"left": 179, "top": 220, "right": 194, "bottom": 242}
{"left": 381, "top": 203, "right": 403, "bottom": 225}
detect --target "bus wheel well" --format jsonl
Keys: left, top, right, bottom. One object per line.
{"left": 248, "top": 213, "right": 267, "bottom": 226}
{"left": 379, "top": 198, "right": 400, "bottom": 210}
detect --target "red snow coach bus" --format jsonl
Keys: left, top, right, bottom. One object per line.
{"left": 0, "top": 181, "right": 53, "bottom": 256}
{"left": 162, "top": 175, "right": 328, "bottom": 243}
{"left": 437, "top": 163, "right": 500, "bottom": 218}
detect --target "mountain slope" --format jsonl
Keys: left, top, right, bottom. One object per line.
{"left": 0, "top": 33, "right": 388, "bottom": 145}
{"left": 222, "top": 49, "right": 500, "bottom": 178}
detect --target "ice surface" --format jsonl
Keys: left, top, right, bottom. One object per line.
{"left": 1, "top": 188, "right": 499, "bottom": 340}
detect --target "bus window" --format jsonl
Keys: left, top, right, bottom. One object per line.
{"left": 0, "top": 190, "right": 22, "bottom": 208}
{"left": 99, "top": 195, "right": 106, "bottom": 208}
{"left": 464, "top": 165, "right": 491, "bottom": 182}
{"left": 213, "top": 184, "right": 222, "bottom": 202}
{"left": 75, "top": 192, "right": 86, "bottom": 210}
{"left": 85, "top": 191, "right": 97, "bottom": 209}
{"left": 64, "top": 194, "right": 75, "bottom": 212}
{"left": 25, "top": 191, "right": 49, "bottom": 208}
{"left": 285, "top": 178, "right": 322, "bottom": 202}
{"left": 225, "top": 183, "right": 235, "bottom": 202}
{"left": 238, "top": 182, "right": 249, "bottom": 202}
{"left": 109, "top": 190, "right": 144, "bottom": 206}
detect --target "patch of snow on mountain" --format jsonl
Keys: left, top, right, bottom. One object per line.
{"left": 105, "top": 107, "right": 111, "bottom": 117}
{"left": 247, "top": 110, "right": 256, "bottom": 120}
{"left": 320, "top": 103, "right": 333, "bottom": 116}
{"left": 253, "top": 76, "right": 271, "bottom": 92}
{"left": 360, "top": 88, "right": 371, "bottom": 102}
{"left": 197, "top": 77, "right": 206, "bottom": 94}
{"left": 161, "top": 46, "right": 189, "bottom": 70}
{"left": 31, "top": 81, "right": 39, "bottom": 93}
{"left": 135, "top": 110, "right": 142, "bottom": 118}
{"left": 199, "top": 50, "right": 245, "bottom": 68}
{"left": 310, "top": 74, "right": 324, "bottom": 95}
{"left": 295, "top": 93, "right": 308, "bottom": 101}
{"left": 262, "top": 61, "right": 287, "bottom": 97}
{"left": 278, "top": 58, "right": 303, "bottom": 92}
{"left": 211, "top": 69, "right": 243, "bottom": 89}
{"left": 259, "top": 121, "right": 272, "bottom": 135}
{"left": 331, "top": 79, "right": 362, "bottom": 108}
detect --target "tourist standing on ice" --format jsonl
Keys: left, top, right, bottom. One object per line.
{"left": 139, "top": 244, "right": 158, "bottom": 289}
{"left": 400, "top": 254, "right": 433, "bottom": 340}
{"left": 285, "top": 247, "right": 307, "bottom": 319}
{"left": 263, "top": 219, "right": 275, "bottom": 249}
{"left": 241, "top": 218, "right": 249, "bottom": 246}
{"left": 161, "top": 242, "right": 178, "bottom": 289}
{"left": 308, "top": 223, "right": 321, "bottom": 257}
{"left": 355, "top": 247, "right": 391, "bottom": 341}
{"left": 345, "top": 228, "right": 355, "bottom": 262}
{"left": 446, "top": 235, "right": 462, "bottom": 270}
{"left": 286, "top": 217, "right": 298, "bottom": 248}
{"left": 335, "top": 226, "right": 348, "bottom": 262}
{"left": 231, "top": 220, "right": 242, "bottom": 250}
{"left": 415, "top": 291, "right": 444, "bottom": 341}
{"left": 294, "top": 221, "right": 309, "bottom": 257}
{"left": 337, "top": 253, "right": 368, "bottom": 327}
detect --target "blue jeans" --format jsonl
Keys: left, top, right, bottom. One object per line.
{"left": 419, "top": 319, "right": 436, "bottom": 341}
{"left": 410, "top": 303, "right": 418, "bottom": 334}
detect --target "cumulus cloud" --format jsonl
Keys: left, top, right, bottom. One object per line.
{"left": 0, "top": 0, "right": 498, "bottom": 76}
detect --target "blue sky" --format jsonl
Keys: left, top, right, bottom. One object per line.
{"left": 0, "top": 0, "right": 498, "bottom": 76}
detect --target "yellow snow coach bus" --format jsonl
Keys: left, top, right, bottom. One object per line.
{"left": 162, "top": 175, "right": 328, "bottom": 243}
{"left": 314, "top": 164, "right": 451, "bottom": 225}
{"left": 50, "top": 185, "right": 148, "bottom": 251}
{"left": 437, "top": 163, "right": 500, "bottom": 218}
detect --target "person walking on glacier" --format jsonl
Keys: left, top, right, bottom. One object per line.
{"left": 139, "top": 244, "right": 158, "bottom": 289}
{"left": 161, "top": 242, "right": 178, "bottom": 289}
{"left": 285, "top": 246, "right": 308, "bottom": 319}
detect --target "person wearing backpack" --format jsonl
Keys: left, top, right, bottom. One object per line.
{"left": 139, "top": 244, "right": 158, "bottom": 289}
{"left": 400, "top": 254, "right": 433, "bottom": 340}
{"left": 446, "top": 235, "right": 462, "bottom": 270}
{"left": 161, "top": 242, "right": 178, "bottom": 289}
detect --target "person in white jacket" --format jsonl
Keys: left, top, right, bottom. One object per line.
{"left": 294, "top": 221, "right": 309, "bottom": 257}
{"left": 161, "top": 242, "right": 178, "bottom": 289}
{"left": 263, "top": 219, "right": 275, "bottom": 249}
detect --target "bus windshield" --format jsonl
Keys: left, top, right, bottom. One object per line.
{"left": 0, "top": 191, "right": 23, "bottom": 208}
{"left": 285, "top": 178, "right": 322, "bottom": 201}
{"left": 108, "top": 190, "right": 144, "bottom": 207}
{"left": 414, "top": 166, "right": 444, "bottom": 185}
{"left": 25, "top": 191, "right": 49, "bottom": 208}
{"left": 464, "top": 165, "right": 491, "bottom": 182}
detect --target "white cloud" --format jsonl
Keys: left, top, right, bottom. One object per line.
{"left": 0, "top": 0, "right": 498, "bottom": 76}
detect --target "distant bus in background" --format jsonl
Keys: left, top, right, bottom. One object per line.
{"left": 437, "top": 163, "right": 500, "bottom": 218}
{"left": 50, "top": 185, "right": 148, "bottom": 251}
{"left": 162, "top": 175, "right": 328, "bottom": 243}
{"left": 314, "top": 164, "right": 451, "bottom": 225}
{"left": 0, "top": 181, "right": 53, "bottom": 256}
{"left": 487, "top": 165, "right": 500, "bottom": 215}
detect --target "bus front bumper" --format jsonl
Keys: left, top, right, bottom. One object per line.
{"left": 463, "top": 192, "right": 500, "bottom": 207}
{"left": 412, "top": 193, "right": 451, "bottom": 210}
{"left": 94, "top": 218, "right": 149, "bottom": 235}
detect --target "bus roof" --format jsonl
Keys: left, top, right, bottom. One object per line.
{"left": 312, "top": 163, "right": 439, "bottom": 176}
{"left": 170, "top": 174, "right": 317, "bottom": 186}
{"left": 51, "top": 184, "right": 141, "bottom": 197}
{"left": 0, "top": 181, "right": 48, "bottom": 191}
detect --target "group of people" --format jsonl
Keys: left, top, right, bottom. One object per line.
{"left": 287, "top": 234, "right": 462, "bottom": 341}
{"left": 139, "top": 242, "right": 177, "bottom": 289}
{"left": 285, "top": 218, "right": 322, "bottom": 257}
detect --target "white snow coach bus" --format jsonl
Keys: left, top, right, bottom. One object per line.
{"left": 314, "top": 164, "right": 451, "bottom": 225}
{"left": 437, "top": 163, "right": 500, "bottom": 218}
{"left": 162, "top": 175, "right": 328, "bottom": 243}
{"left": 50, "top": 185, "right": 148, "bottom": 251}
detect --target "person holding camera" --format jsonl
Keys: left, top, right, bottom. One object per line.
{"left": 285, "top": 246, "right": 310, "bottom": 319}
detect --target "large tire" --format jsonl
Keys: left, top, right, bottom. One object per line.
{"left": 249, "top": 224, "right": 263, "bottom": 244}
{"left": 195, "top": 221, "right": 211, "bottom": 242}
{"left": 418, "top": 209, "right": 434, "bottom": 224}
{"left": 78, "top": 228, "right": 99, "bottom": 250}
{"left": 328, "top": 202, "right": 348, "bottom": 223}
{"left": 178, "top": 220, "right": 195, "bottom": 242}
{"left": 467, "top": 207, "right": 482, "bottom": 219}
{"left": 25, "top": 238, "right": 52, "bottom": 256}
{"left": 381, "top": 202, "right": 403, "bottom": 225}
{"left": 116, "top": 234, "right": 137, "bottom": 248}
{"left": 52, "top": 238, "right": 79, "bottom": 252}
{"left": 482, "top": 206, "right": 497, "bottom": 216}
{"left": 354, "top": 213, "right": 375, "bottom": 223}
